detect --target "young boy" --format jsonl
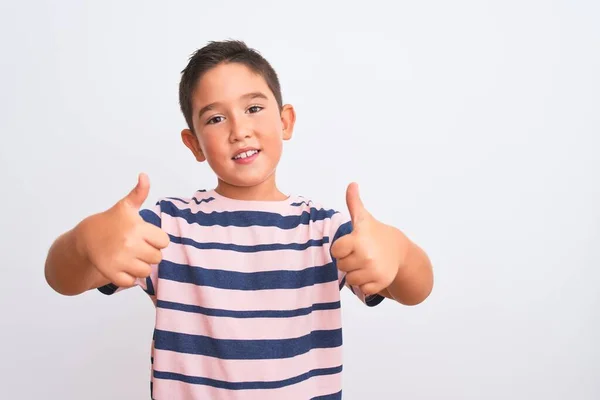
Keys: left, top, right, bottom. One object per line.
{"left": 44, "top": 40, "right": 433, "bottom": 399}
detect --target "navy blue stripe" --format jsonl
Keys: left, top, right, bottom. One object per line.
{"left": 291, "top": 200, "right": 311, "bottom": 207}
{"left": 193, "top": 196, "right": 215, "bottom": 205}
{"left": 169, "top": 234, "right": 329, "bottom": 252}
{"left": 158, "top": 260, "right": 338, "bottom": 290}
{"left": 339, "top": 275, "right": 346, "bottom": 290}
{"left": 144, "top": 276, "right": 155, "bottom": 296}
{"left": 160, "top": 200, "right": 337, "bottom": 229}
{"left": 165, "top": 197, "right": 190, "bottom": 204}
{"left": 366, "top": 294, "right": 385, "bottom": 307}
{"left": 156, "top": 300, "right": 341, "bottom": 318}
{"left": 154, "top": 328, "right": 342, "bottom": 359}
{"left": 139, "top": 209, "right": 161, "bottom": 228}
{"left": 97, "top": 283, "right": 118, "bottom": 295}
{"left": 153, "top": 366, "right": 342, "bottom": 390}
{"left": 312, "top": 391, "right": 343, "bottom": 400}
{"left": 163, "top": 196, "right": 215, "bottom": 205}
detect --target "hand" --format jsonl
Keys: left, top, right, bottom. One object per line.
{"left": 331, "top": 182, "right": 407, "bottom": 296}
{"left": 76, "top": 173, "right": 170, "bottom": 288}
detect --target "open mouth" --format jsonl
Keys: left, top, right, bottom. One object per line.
{"left": 232, "top": 149, "right": 260, "bottom": 160}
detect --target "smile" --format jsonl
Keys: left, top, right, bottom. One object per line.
{"left": 232, "top": 149, "right": 260, "bottom": 160}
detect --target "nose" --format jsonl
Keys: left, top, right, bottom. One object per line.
{"left": 228, "top": 115, "right": 253, "bottom": 143}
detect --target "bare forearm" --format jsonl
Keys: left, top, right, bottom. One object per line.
{"left": 386, "top": 234, "right": 434, "bottom": 305}
{"left": 44, "top": 223, "right": 107, "bottom": 296}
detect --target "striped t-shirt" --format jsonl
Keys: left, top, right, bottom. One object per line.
{"left": 99, "top": 188, "right": 384, "bottom": 399}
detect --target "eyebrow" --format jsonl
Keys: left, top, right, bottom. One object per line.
{"left": 197, "top": 91, "right": 269, "bottom": 120}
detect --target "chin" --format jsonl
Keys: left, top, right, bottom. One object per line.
{"left": 223, "top": 171, "right": 276, "bottom": 188}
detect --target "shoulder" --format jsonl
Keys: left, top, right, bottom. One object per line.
{"left": 288, "top": 194, "right": 344, "bottom": 216}
{"left": 155, "top": 189, "right": 216, "bottom": 208}
{"left": 139, "top": 189, "right": 216, "bottom": 223}
{"left": 287, "top": 194, "right": 352, "bottom": 236}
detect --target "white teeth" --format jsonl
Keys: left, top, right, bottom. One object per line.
{"left": 234, "top": 150, "right": 258, "bottom": 160}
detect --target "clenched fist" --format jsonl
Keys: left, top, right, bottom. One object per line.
{"left": 77, "top": 173, "right": 170, "bottom": 288}
{"left": 331, "top": 182, "right": 407, "bottom": 296}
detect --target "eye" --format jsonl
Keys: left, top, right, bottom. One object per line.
{"left": 247, "top": 105, "right": 263, "bottom": 114}
{"left": 207, "top": 115, "right": 224, "bottom": 125}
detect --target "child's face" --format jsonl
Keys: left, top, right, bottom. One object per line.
{"left": 181, "top": 63, "right": 295, "bottom": 191}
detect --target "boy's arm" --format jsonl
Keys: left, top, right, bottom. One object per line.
{"left": 44, "top": 224, "right": 110, "bottom": 296}
{"left": 378, "top": 234, "right": 433, "bottom": 305}
{"left": 332, "top": 183, "right": 434, "bottom": 305}
{"left": 44, "top": 173, "right": 170, "bottom": 297}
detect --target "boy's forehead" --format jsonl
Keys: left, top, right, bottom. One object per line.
{"left": 192, "top": 63, "right": 273, "bottom": 109}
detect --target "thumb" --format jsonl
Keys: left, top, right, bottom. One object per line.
{"left": 123, "top": 173, "right": 150, "bottom": 209}
{"left": 346, "top": 182, "right": 368, "bottom": 227}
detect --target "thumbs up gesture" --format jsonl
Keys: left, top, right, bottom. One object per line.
{"left": 77, "top": 173, "right": 170, "bottom": 288}
{"left": 331, "top": 183, "right": 407, "bottom": 296}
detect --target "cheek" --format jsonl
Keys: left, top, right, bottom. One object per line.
{"left": 257, "top": 119, "right": 284, "bottom": 146}
{"left": 256, "top": 111, "right": 283, "bottom": 135}
{"left": 262, "top": 134, "right": 283, "bottom": 156}
{"left": 201, "top": 134, "right": 228, "bottom": 158}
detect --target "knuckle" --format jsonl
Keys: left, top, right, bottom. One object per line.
{"left": 140, "top": 264, "right": 152, "bottom": 278}
{"left": 364, "top": 254, "right": 376, "bottom": 267}
{"left": 363, "top": 250, "right": 375, "bottom": 262}
{"left": 361, "top": 284, "right": 375, "bottom": 296}
{"left": 347, "top": 276, "right": 360, "bottom": 286}
{"left": 115, "top": 274, "right": 135, "bottom": 288}
{"left": 122, "top": 236, "right": 136, "bottom": 251}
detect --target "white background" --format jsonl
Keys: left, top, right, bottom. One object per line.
{"left": 1, "top": 0, "right": 598, "bottom": 398}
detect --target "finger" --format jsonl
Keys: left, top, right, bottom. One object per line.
{"left": 123, "top": 173, "right": 150, "bottom": 210}
{"left": 336, "top": 253, "right": 363, "bottom": 273}
{"left": 360, "top": 282, "right": 385, "bottom": 297}
{"left": 346, "top": 182, "right": 367, "bottom": 227}
{"left": 330, "top": 235, "right": 354, "bottom": 260}
{"left": 143, "top": 224, "right": 171, "bottom": 249}
{"left": 135, "top": 241, "right": 164, "bottom": 265}
{"left": 345, "top": 269, "right": 376, "bottom": 288}
{"left": 126, "top": 258, "right": 152, "bottom": 279}
{"left": 111, "top": 271, "right": 138, "bottom": 288}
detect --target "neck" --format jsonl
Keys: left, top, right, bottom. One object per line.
{"left": 214, "top": 174, "right": 287, "bottom": 201}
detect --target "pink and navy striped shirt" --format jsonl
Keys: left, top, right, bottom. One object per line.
{"left": 99, "top": 189, "right": 384, "bottom": 399}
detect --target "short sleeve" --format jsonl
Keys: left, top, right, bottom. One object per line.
{"left": 328, "top": 211, "right": 385, "bottom": 307}
{"left": 97, "top": 202, "right": 162, "bottom": 304}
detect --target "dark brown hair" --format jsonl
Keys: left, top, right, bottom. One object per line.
{"left": 178, "top": 40, "right": 283, "bottom": 132}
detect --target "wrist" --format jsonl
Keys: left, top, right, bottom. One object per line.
{"left": 386, "top": 237, "right": 433, "bottom": 305}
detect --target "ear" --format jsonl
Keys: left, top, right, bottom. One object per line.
{"left": 181, "top": 129, "right": 206, "bottom": 162}
{"left": 280, "top": 104, "right": 296, "bottom": 141}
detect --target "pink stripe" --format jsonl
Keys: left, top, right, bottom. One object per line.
{"left": 154, "top": 347, "right": 341, "bottom": 383}
{"left": 161, "top": 242, "right": 331, "bottom": 273}
{"left": 155, "top": 307, "right": 341, "bottom": 340}
{"left": 152, "top": 350, "right": 342, "bottom": 399}
{"left": 158, "top": 279, "right": 341, "bottom": 311}
{"left": 161, "top": 214, "right": 332, "bottom": 245}
{"left": 167, "top": 193, "right": 308, "bottom": 214}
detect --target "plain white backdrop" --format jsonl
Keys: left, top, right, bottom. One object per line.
{"left": 1, "top": 0, "right": 598, "bottom": 398}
